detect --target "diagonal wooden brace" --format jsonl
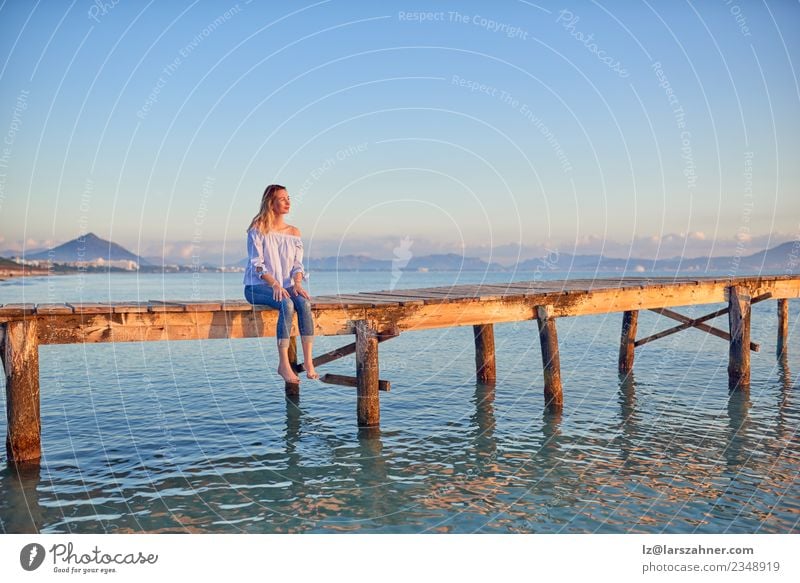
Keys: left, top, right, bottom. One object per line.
{"left": 640, "top": 301, "right": 765, "bottom": 352}
{"left": 634, "top": 293, "right": 772, "bottom": 352}
{"left": 293, "top": 329, "right": 399, "bottom": 372}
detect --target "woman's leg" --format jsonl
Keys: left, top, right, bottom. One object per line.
{"left": 275, "top": 298, "right": 299, "bottom": 382}
{"left": 292, "top": 295, "right": 318, "bottom": 379}
{"left": 245, "top": 285, "right": 300, "bottom": 383}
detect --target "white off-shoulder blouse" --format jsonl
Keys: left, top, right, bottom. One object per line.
{"left": 243, "top": 228, "right": 306, "bottom": 287}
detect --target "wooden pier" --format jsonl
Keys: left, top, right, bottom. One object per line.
{"left": 1, "top": 275, "right": 797, "bottom": 463}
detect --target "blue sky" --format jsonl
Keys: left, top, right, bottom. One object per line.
{"left": 0, "top": 0, "right": 798, "bottom": 264}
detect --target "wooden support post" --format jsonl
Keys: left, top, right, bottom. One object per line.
{"left": 473, "top": 324, "right": 496, "bottom": 384}
{"left": 288, "top": 336, "right": 298, "bottom": 372}
{"left": 536, "top": 305, "right": 563, "bottom": 412}
{"left": 355, "top": 320, "right": 380, "bottom": 427}
{"left": 4, "top": 319, "right": 41, "bottom": 463}
{"left": 618, "top": 310, "right": 638, "bottom": 375}
{"left": 777, "top": 299, "right": 788, "bottom": 357}
{"left": 284, "top": 336, "right": 300, "bottom": 396}
{"left": 728, "top": 286, "right": 751, "bottom": 392}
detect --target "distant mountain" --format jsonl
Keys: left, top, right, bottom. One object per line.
{"left": 5, "top": 234, "right": 796, "bottom": 274}
{"left": 513, "top": 241, "right": 800, "bottom": 274}
{"left": 25, "top": 232, "right": 150, "bottom": 265}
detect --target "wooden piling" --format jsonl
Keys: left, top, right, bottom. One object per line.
{"left": 618, "top": 310, "right": 638, "bottom": 375}
{"left": 3, "top": 319, "right": 41, "bottom": 463}
{"left": 777, "top": 299, "right": 788, "bottom": 357}
{"left": 288, "top": 336, "right": 299, "bottom": 371}
{"left": 355, "top": 320, "right": 380, "bottom": 427}
{"left": 473, "top": 324, "right": 497, "bottom": 384}
{"left": 283, "top": 336, "right": 300, "bottom": 396}
{"left": 536, "top": 305, "right": 563, "bottom": 412}
{"left": 728, "top": 286, "right": 751, "bottom": 392}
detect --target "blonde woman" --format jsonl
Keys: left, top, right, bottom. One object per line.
{"left": 244, "top": 184, "right": 318, "bottom": 383}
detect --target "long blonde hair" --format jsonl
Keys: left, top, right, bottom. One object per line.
{"left": 247, "top": 184, "right": 286, "bottom": 234}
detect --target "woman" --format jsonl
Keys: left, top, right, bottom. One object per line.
{"left": 244, "top": 184, "right": 318, "bottom": 383}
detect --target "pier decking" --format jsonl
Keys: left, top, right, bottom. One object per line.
{"left": 1, "top": 275, "right": 797, "bottom": 463}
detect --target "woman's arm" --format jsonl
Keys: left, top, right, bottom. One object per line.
{"left": 290, "top": 229, "right": 310, "bottom": 299}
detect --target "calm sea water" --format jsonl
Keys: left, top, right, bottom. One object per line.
{"left": 0, "top": 271, "right": 797, "bottom": 533}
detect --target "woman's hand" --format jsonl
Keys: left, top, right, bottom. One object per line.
{"left": 292, "top": 283, "right": 310, "bottom": 300}
{"left": 272, "top": 283, "right": 290, "bottom": 302}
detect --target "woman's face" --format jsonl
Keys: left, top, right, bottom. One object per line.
{"left": 271, "top": 189, "right": 290, "bottom": 215}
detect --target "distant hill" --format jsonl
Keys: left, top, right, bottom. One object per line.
{"left": 25, "top": 232, "right": 150, "bottom": 265}
{"left": 5, "top": 234, "right": 797, "bottom": 274}
{"left": 514, "top": 241, "right": 800, "bottom": 274}
{"left": 0, "top": 256, "right": 25, "bottom": 271}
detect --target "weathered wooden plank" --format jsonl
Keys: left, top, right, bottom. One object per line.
{"left": 355, "top": 320, "right": 380, "bottom": 427}
{"left": 104, "top": 302, "right": 150, "bottom": 314}
{"left": 473, "top": 324, "right": 496, "bottom": 383}
{"left": 66, "top": 303, "right": 114, "bottom": 315}
{"left": 333, "top": 294, "right": 399, "bottom": 307}
{"left": 36, "top": 309, "right": 357, "bottom": 344}
{"left": 150, "top": 300, "right": 224, "bottom": 312}
{"left": 221, "top": 301, "right": 254, "bottom": 311}
{"left": 536, "top": 305, "right": 563, "bottom": 412}
{"left": 0, "top": 304, "right": 37, "bottom": 319}
{"left": 348, "top": 293, "right": 426, "bottom": 306}
{"left": 148, "top": 301, "right": 187, "bottom": 313}
{"left": 728, "top": 286, "right": 751, "bottom": 392}
{"left": 20, "top": 277, "right": 800, "bottom": 344}
{"left": 618, "top": 310, "right": 638, "bottom": 374}
{"left": 4, "top": 319, "right": 41, "bottom": 462}
{"left": 371, "top": 290, "right": 456, "bottom": 303}
{"left": 34, "top": 304, "right": 74, "bottom": 315}
{"left": 320, "top": 373, "right": 391, "bottom": 392}
{"left": 308, "top": 295, "right": 378, "bottom": 309}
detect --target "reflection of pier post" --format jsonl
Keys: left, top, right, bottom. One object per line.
{"left": 616, "top": 372, "right": 641, "bottom": 464}
{"left": 618, "top": 372, "right": 637, "bottom": 421}
{"left": 355, "top": 428, "right": 390, "bottom": 520}
{"left": 725, "top": 390, "right": 751, "bottom": 468}
{"left": 284, "top": 393, "right": 302, "bottom": 453}
{"left": 0, "top": 462, "right": 43, "bottom": 533}
{"left": 777, "top": 352, "right": 791, "bottom": 439}
{"left": 472, "top": 383, "right": 497, "bottom": 465}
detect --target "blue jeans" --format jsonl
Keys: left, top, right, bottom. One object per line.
{"left": 244, "top": 284, "right": 315, "bottom": 340}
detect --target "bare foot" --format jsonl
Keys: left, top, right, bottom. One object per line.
{"left": 306, "top": 366, "right": 319, "bottom": 380}
{"left": 277, "top": 365, "right": 300, "bottom": 384}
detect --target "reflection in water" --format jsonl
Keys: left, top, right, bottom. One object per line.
{"left": 1, "top": 360, "right": 798, "bottom": 533}
{"left": 777, "top": 352, "right": 792, "bottom": 439}
{"left": 725, "top": 390, "right": 752, "bottom": 469}
{"left": 471, "top": 383, "right": 496, "bottom": 465}
{"left": 618, "top": 372, "right": 637, "bottom": 422}
{"left": 0, "top": 462, "right": 42, "bottom": 533}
